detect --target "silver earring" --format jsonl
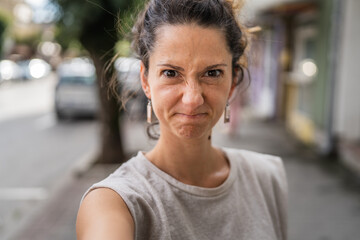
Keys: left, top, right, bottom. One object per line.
{"left": 224, "top": 102, "right": 230, "bottom": 123}
{"left": 147, "top": 99, "right": 152, "bottom": 123}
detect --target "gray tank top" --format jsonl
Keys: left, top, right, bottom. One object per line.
{"left": 83, "top": 147, "right": 287, "bottom": 240}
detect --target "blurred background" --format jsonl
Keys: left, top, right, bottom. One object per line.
{"left": 0, "top": 0, "right": 359, "bottom": 239}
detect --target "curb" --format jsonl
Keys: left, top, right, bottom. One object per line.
{"left": 339, "top": 142, "right": 360, "bottom": 178}
{"left": 71, "top": 148, "right": 99, "bottom": 177}
{"left": 8, "top": 149, "right": 99, "bottom": 240}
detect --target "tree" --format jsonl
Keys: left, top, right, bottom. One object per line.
{"left": 0, "top": 9, "right": 11, "bottom": 57}
{"left": 54, "top": 0, "right": 144, "bottom": 163}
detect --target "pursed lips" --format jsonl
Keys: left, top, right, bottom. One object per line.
{"left": 175, "top": 112, "right": 208, "bottom": 119}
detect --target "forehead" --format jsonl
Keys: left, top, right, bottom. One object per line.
{"left": 150, "top": 24, "right": 232, "bottom": 66}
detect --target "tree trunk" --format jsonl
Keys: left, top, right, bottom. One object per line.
{"left": 90, "top": 52, "right": 126, "bottom": 164}
{"left": 55, "top": 0, "right": 134, "bottom": 164}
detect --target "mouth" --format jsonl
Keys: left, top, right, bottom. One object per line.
{"left": 175, "top": 113, "right": 208, "bottom": 120}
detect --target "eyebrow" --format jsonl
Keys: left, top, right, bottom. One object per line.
{"left": 157, "top": 64, "right": 184, "bottom": 71}
{"left": 203, "top": 64, "right": 228, "bottom": 71}
{"left": 156, "top": 63, "right": 228, "bottom": 71}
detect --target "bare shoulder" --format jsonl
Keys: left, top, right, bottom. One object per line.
{"left": 76, "top": 188, "right": 134, "bottom": 240}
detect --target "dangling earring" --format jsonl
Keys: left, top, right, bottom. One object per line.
{"left": 147, "top": 99, "right": 152, "bottom": 123}
{"left": 224, "top": 102, "right": 230, "bottom": 123}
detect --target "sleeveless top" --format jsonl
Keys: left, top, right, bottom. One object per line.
{"left": 83, "top": 147, "right": 288, "bottom": 240}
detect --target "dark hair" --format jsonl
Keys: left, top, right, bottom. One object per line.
{"left": 132, "top": 0, "right": 247, "bottom": 83}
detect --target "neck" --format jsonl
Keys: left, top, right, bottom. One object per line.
{"left": 145, "top": 129, "right": 229, "bottom": 187}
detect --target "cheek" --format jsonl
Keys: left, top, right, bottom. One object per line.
{"left": 210, "top": 94, "right": 228, "bottom": 116}
{"left": 150, "top": 85, "right": 180, "bottom": 117}
{"left": 207, "top": 84, "right": 231, "bottom": 104}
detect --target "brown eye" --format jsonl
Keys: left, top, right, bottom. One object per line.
{"left": 163, "top": 70, "right": 178, "bottom": 78}
{"left": 205, "top": 69, "right": 222, "bottom": 77}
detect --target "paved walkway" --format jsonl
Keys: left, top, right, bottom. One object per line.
{"left": 11, "top": 117, "right": 360, "bottom": 240}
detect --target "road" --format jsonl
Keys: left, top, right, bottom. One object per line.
{"left": 12, "top": 115, "right": 360, "bottom": 240}
{"left": 2, "top": 75, "right": 360, "bottom": 240}
{"left": 0, "top": 75, "right": 99, "bottom": 239}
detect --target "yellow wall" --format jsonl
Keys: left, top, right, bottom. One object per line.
{"left": 289, "top": 111, "right": 316, "bottom": 144}
{"left": 285, "top": 82, "right": 316, "bottom": 145}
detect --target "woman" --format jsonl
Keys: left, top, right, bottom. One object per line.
{"left": 77, "top": 0, "right": 288, "bottom": 239}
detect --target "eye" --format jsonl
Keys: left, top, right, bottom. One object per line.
{"left": 162, "top": 70, "right": 179, "bottom": 78}
{"left": 204, "top": 69, "right": 222, "bottom": 77}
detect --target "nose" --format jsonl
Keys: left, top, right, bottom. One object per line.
{"left": 181, "top": 80, "right": 204, "bottom": 109}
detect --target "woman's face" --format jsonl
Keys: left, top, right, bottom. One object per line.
{"left": 141, "top": 24, "right": 236, "bottom": 140}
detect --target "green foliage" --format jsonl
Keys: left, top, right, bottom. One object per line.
{"left": 54, "top": 24, "right": 78, "bottom": 50}
{"left": 115, "top": 0, "right": 146, "bottom": 39}
{"left": 62, "top": 40, "right": 89, "bottom": 57}
{"left": 0, "top": 9, "right": 11, "bottom": 56}
{"left": 115, "top": 40, "right": 131, "bottom": 57}
{"left": 0, "top": 22, "right": 6, "bottom": 55}
{"left": 53, "top": 0, "right": 146, "bottom": 55}
{"left": 13, "top": 30, "right": 42, "bottom": 48}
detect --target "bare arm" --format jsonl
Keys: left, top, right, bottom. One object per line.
{"left": 76, "top": 188, "right": 135, "bottom": 240}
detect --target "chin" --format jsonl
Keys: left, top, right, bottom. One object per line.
{"left": 175, "top": 125, "right": 211, "bottom": 139}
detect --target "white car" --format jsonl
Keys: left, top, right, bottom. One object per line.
{"left": 55, "top": 58, "right": 99, "bottom": 120}
{"left": 114, "top": 57, "right": 148, "bottom": 119}
{"left": 115, "top": 57, "right": 141, "bottom": 92}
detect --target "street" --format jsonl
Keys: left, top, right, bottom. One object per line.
{"left": 1, "top": 0, "right": 359, "bottom": 238}
{"left": 1, "top": 74, "right": 360, "bottom": 240}
{"left": 0, "top": 75, "right": 99, "bottom": 239}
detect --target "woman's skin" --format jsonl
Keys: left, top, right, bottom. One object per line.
{"left": 77, "top": 24, "right": 237, "bottom": 240}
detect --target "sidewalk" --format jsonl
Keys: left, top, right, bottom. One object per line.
{"left": 12, "top": 117, "right": 360, "bottom": 240}
{"left": 11, "top": 164, "right": 119, "bottom": 240}
{"left": 338, "top": 139, "right": 360, "bottom": 178}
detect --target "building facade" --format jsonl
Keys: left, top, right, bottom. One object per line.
{"left": 249, "top": 0, "right": 360, "bottom": 172}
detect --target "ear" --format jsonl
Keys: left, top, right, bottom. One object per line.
{"left": 140, "top": 61, "right": 151, "bottom": 99}
{"left": 228, "top": 68, "right": 239, "bottom": 99}
{"left": 228, "top": 82, "right": 236, "bottom": 99}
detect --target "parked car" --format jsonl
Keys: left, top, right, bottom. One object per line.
{"left": 115, "top": 57, "right": 141, "bottom": 93}
{"left": 114, "top": 57, "right": 147, "bottom": 120}
{"left": 54, "top": 58, "right": 99, "bottom": 120}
